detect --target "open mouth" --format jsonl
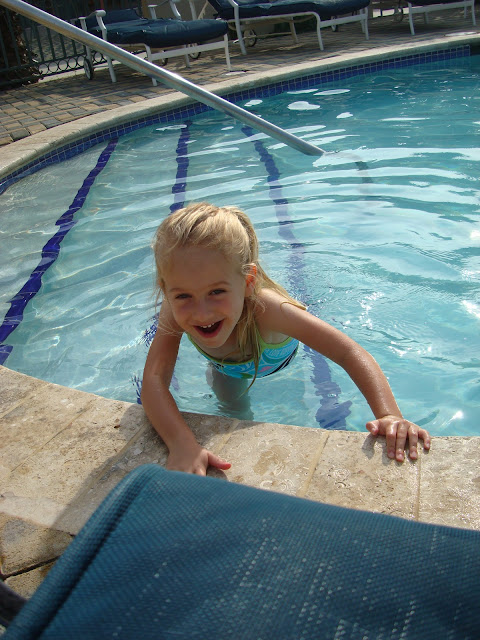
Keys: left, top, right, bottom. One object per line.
{"left": 196, "top": 320, "right": 222, "bottom": 336}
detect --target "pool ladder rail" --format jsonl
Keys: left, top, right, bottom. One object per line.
{"left": 1, "top": 0, "right": 325, "bottom": 157}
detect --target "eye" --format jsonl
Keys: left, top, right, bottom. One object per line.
{"left": 211, "top": 289, "right": 226, "bottom": 296}
{"left": 175, "top": 293, "right": 190, "bottom": 300}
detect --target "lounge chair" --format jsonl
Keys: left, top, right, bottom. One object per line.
{"left": 79, "top": 3, "right": 231, "bottom": 85}
{"left": 405, "top": 0, "right": 476, "bottom": 34}
{"left": 2, "top": 464, "right": 480, "bottom": 638}
{"left": 206, "top": 0, "right": 370, "bottom": 55}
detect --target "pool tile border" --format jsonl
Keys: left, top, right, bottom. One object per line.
{"left": 0, "top": 140, "right": 119, "bottom": 365}
{"left": 0, "top": 44, "right": 472, "bottom": 196}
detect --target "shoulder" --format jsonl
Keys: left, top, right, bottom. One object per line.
{"left": 256, "top": 287, "right": 305, "bottom": 318}
{"left": 254, "top": 288, "right": 307, "bottom": 343}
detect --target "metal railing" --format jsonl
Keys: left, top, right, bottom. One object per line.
{"left": 0, "top": 0, "right": 324, "bottom": 156}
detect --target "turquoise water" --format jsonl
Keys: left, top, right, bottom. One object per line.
{"left": 1, "top": 56, "right": 479, "bottom": 436}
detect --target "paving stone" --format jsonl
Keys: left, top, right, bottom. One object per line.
{"left": 419, "top": 436, "right": 480, "bottom": 529}
{"left": 10, "top": 129, "right": 30, "bottom": 141}
{"left": 0, "top": 377, "right": 96, "bottom": 473}
{"left": 0, "top": 514, "right": 72, "bottom": 575}
{"left": 0, "top": 367, "right": 42, "bottom": 418}
{"left": 40, "top": 119, "right": 61, "bottom": 127}
{"left": 56, "top": 113, "right": 78, "bottom": 122}
{"left": 304, "top": 430, "right": 420, "bottom": 520}
{"left": 27, "top": 124, "right": 47, "bottom": 134}
{"left": 2, "top": 398, "right": 148, "bottom": 511}
{"left": 5, "top": 561, "right": 55, "bottom": 598}
{"left": 55, "top": 411, "right": 238, "bottom": 535}
{"left": 220, "top": 421, "right": 329, "bottom": 496}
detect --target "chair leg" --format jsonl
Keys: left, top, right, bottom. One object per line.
{"left": 106, "top": 55, "right": 116, "bottom": 82}
{"left": 234, "top": 9, "right": 247, "bottom": 55}
{"left": 408, "top": 4, "right": 416, "bottom": 34}
{"left": 224, "top": 34, "right": 232, "bottom": 71}
{"left": 315, "top": 15, "right": 324, "bottom": 50}
{"left": 144, "top": 44, "right": 158, "bottom": 86}
{"left": 289, "top": 19, "right": 299, "bottom": 44}
{"left": 363, "top": 9, "right": 369, "bottom": 39}
{"left": 182, "top": 46, "right": 192, "bottom": 68}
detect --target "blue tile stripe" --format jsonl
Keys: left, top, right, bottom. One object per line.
{"left": 134, "top": 122, "right": 193, "bottom": 402}
{"left": 241, "top": 125, "right": 351, "bottom": 429}
{"left": 170, "top": 120, "right": 192, "bottom": 214}
{"left": 0, "top": 139, "right": 119, "bottom": 365}
{"left": 0, "top": 46, "right": 471, "bottom": 195}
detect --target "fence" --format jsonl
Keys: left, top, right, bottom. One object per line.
{"left": 0, "top": 0, "right": 133, "bottom": 88}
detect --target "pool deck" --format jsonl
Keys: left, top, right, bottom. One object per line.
{"left": 1, "top": 8, "right": 480, "bottom": 600}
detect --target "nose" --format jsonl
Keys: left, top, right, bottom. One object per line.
{"left": 192, "top": 298, "right": 213, "bottom": 324}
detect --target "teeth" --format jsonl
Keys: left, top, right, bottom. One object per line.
{"left": 201, "top": 323, "right": 215, "bottom": 328}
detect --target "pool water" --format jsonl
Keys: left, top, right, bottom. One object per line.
{"left": 1, "top": 56, "right": 479, "bottom": 436}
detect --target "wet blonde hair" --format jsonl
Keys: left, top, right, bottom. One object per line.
{"left": 153, "top": 202, "right": 305, "bottom": 380}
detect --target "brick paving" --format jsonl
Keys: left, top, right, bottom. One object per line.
{"left": 1, "top": 7, "right": 479, "bottom": 147}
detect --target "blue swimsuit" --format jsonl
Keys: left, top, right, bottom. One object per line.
{"left": 188, "top": 329, "right": 299, "bottom": 380}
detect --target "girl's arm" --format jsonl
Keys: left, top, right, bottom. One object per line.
{"left": 257, "top": 290, "right": 431, "bottom": 462}
{"left": 141, "top": 302, "right": 231, "bottom": 475}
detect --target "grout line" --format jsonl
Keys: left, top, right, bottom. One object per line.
{"left": 214, "top": 418, "right": 241, "bottom": 455}
{"left": 296, "top": 432, "right": 330, "bottom": 498}
{"left": 414, "top": 451, "right": 422, "bottom": 522}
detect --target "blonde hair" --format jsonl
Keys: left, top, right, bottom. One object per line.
{"left": 153, "top": 202, "right": 305, "bottom": 380}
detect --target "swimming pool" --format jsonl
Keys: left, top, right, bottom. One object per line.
{"left": 1, "top": 50, "right": 479, "bottom": 437}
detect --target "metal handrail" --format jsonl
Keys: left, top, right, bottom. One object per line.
{"left": 1, "top": 0, "right": 325, "bottom": 156}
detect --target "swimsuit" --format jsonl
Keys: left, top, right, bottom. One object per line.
{"left": 188, "top": 328, "right": 299, "bottom": 380}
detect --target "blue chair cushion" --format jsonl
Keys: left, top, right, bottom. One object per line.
{"left": 84, "top": 8, "right": 142, "bottom": 30}
{"left": 4, "top": 464, "right": 480, "bottom": 639}
{"left": 86, "top": 13, "right": 228, "bottom": 48}
{"left": 408, "top": 0, "right": 467, "bottom": 4}
{"left": 209, "top": 0, "right": 369, "bottom": 20}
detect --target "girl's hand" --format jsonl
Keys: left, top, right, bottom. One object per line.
{"left": 167, "top": 443, "right": 231, "bottom": 476}
{"left": 366, "top": 415, "right": 431, "bottom": 462}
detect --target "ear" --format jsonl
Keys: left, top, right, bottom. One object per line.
{"left": 245, "top": 264, "right": 257, "bottom": 297}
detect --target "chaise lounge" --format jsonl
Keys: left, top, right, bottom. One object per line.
{"left": 206, "top": 0, "right": 370, "bottom": 55}
{"left": 405, "top": 0, "right": 476, "bottom": 35}
{"left": 79, "top": 4, "right": 231, "bottom": 85}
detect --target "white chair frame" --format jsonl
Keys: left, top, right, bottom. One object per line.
{"left": 406, "top": 0, "right": 476, "bottom": 34}
{"left": 218, "top": 0, "right": 369, "bottom": 55}
{"left": 79, "top": 0, "right": 231, "bottom": 85}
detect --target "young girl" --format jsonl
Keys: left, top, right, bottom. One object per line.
{"left": 142, "top": 202, "right": 431, "bottom": 475}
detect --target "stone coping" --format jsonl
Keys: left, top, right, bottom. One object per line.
{"left": 1, "top": 364, "right": 480, "bottom": 598}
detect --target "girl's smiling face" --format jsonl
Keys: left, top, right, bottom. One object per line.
{"left": 163, "top": 246, "right": 254, "bottom": 351}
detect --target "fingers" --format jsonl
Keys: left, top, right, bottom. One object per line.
{"left": 407, "top": 425, "right": 419, "bottom": 460}
{"left": 193, "top": 466, "right": 207, "bottom": 476}
{"left": 388, "top": 419, "right": 409, "bottom": 462}
{"left": 365, "top": 420, "right": 379, "bottom": 436}
{"left": 366, "top": 416, "right": 431, "bottom": 462}
{"left": 207, "top": 452, "right": 232, "bottom": 470}
{"left": 420, "top": 428, "right": 431, "bottom": 451}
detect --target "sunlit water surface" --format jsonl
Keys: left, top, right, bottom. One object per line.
{"left": 1, "top": 56, "right": 479, "bottom": 436}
